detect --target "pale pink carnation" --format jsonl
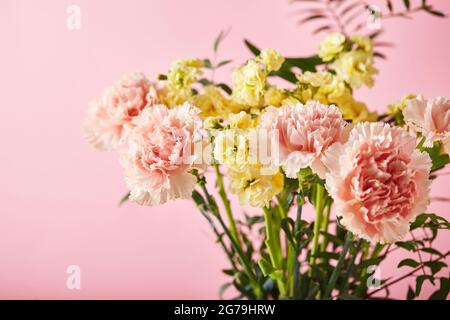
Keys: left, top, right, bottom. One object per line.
{"left": 323, "top": 123, "right": 431, "bottom": 243}
{"left": 259, "top": 101, "right": 350, "bottom": 178}
{"left": 120, "top": 103, "right": 202, "bottom": 206}
{"left": 403, "top": 95, "right": 450, "bottom": 153}
{"left": 83, "top": 72, "right": 160, "bottom": 150}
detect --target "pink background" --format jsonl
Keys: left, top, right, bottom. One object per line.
{"left": 0, "top": 0, "right": 449, "bottom": 299}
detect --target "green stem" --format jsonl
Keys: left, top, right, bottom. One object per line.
{"left": 340, "top": 238, "right": 363, "bottom": 295}
{"left": 324, "top": 231, "right": 353, "bottom": 299}
{"left": 195, "top": 196, "right": 237, "bottom": 270}
{"left": 355, "top": 242, "right": 382, "bottom": 296}
{"left": 319, "top": 202, "right": 332, "bottom": 253}
{"left": 309, "top": 184, "right": 325, "bottom": 275}
{"left": 263, "top": 207, "right": 283, "bottom": 268}
{"left": 213, "top": 163, "right": 242, "bottom": 248}
{"left": 276, "top": 196, "right": 287, "bottom": 220}
{"left": 277, "top": 197, "right": 295, "bottom": 297}
{"left": 215, "top": 212, "right": 263, "bottom": 298}
{"left": 194, "top": 178, "right": 262, "bottom": 298}
{"left": 263, "top": 207, "right": 286, "bottom": 297}
{"left": 293, "top": 194, "right": 304, "bottom": 300}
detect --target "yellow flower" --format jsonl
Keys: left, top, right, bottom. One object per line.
{"left": 334, "top": 94, "right": 377, "bottom": 123}
{"left": 297, "top": 71, "right": 332, "bottom": 88}
{"left": 162, "top": 87, "right": 192, "bottom": 106}
{"left": 296, "top": 71, "right": 347, "bottom": 105}
{"left": 281, "top": 96, "right": 302, "bottom": 106}
{"left": 258, "top": 49, "right": 285, "bottom": 72}
{"left": 212, "top": 112, "right": 259, "bottom": 169}
{"left": 228, "top": 164, "right": 284, "bottom": 208}
{"left": 163, "top": 59, "right": 203, "bottom": 106}
{"left": 228, "top": 111, "right": 256, "bottom": 130}
{"left": 232, "top": 60, "right": 266, "bottom": 107}
{"left": 167, "top": 58, "right": 203, "bottom": 89}
{"left": 264, "top": 86, "right": 285, "bottom": 107}
{"left": 319, "top": 32, "right": 346, "bottom": 62}
{"left": 321, "top": 76, "right": 348, "bottom": 102}
{"left": 213, "top": 129, "right": 250, "bottom": 170}
{"left": 192, "top": 86, "right": 241, "bottom": 118}
{"left": 204, "top": 116, "right": 224, "bottom": 130}
{"left": 387, "top": 94, "right": 416, "bottom": 115}
{"left": 350, "top": 34, "right": 373, "bottom": 53}
{"left": 295, "top": 71, "right": 377, "bottom": 122}
{"left": 331, "top": 51, "right": 378, "bottom": 89}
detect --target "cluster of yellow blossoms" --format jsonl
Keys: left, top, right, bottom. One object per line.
{"left": 152, "top": 32, "right": 380, "bottom": 207}
{"left": 212, "top": 111, "right": 284, "bottom": 207}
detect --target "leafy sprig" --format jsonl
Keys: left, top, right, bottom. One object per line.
{"left": 291, "top": 0, "right": 446, "bottom": 58}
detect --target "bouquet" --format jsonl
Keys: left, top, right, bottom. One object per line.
{"left": 83, "top": 1, "right": 449, "bottom": 300}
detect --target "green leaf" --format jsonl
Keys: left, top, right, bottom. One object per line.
{"left": 432, "top": 153, "right": 450, "bottom": 171}
{"left": 244, "top": 39, "right": 323, "bottom": 77}
{"left": 198, "top": 78, "right": 213, "bottom": 86}
{"left": 424, "top": 8, "right": 446, "bottom": 18}
{"left": 222, "top": 269, "right": 236, "bottom": 276}
{"left": 410, "top": 213, "right": 428, "bottom": 230}
{"left": 262, "top": 277, "right": 275, "bottom": 295}
{"left": 218, "top": 282, "right": 233, "bottom": 299}
{"left": 214, "top": 29, "right": 231, "bottom": 53}
{"left": 244, "top": 39, "right": 260, "bottom": 56}
{"left": 320, "top": 231, "right": 344, "bottom": 247}
{"left": 420, "top": 141, "right": 450, "bottom": 171}
{"left": 281, "top": 218, "right": 296, "bottom": 248}
{"left": 398, "top": 258, "right": 420, "bottom": 269}
{"left": 202, "top": 58, "right": 213, "bottom": 69}
{"left": 298, "top": 14, "right": 328, "bottom": 25}
{"left": 216, "top": 83, "right": 232, "bottom": 95}
{"left": 420, "top": 247, "right": 444, "bottom": 257}
{"left": 410, "top": 213, "right": 450, "bottom": 230}
{"left": 216, "top": 59, "right": 233, "bottom": 68}
{"left": 386, "top": 0, "right": 393, "bottom": 13}
{"left": 118, "top": 192, "right": 130, "bottom": 207}
{"left": 340, "top": 2, "right": 364, "bottom": 17}
{"left": 284, "top": 55, "right": 323, "bottom": 72}
{"left": 313, "top": 252, "right": 340, "bottom": 260}
{"left": 374, "top": 52, "right": 387, "bottom": 60}
{"left": 407, "top": 286, "right": 415, "bottom": 300}
{"left": 258, "top": 258, "right": 274, "bottom": 277}
{"left": 429, "top": 278, "right": 450, "bottom": 300}
{"left": 270, "top": 68, "right": 298, "bottom": 84}
{"left": 259, "top": 256, "right": 283, "bottom": 281}
{"left": 403, "top": 0, "right": 410, "bottom": 10}
{"left": 424, "top": 261, "right": 447, "bottom": 275}
{"left": 337, "top": 294, "right": 362, "bottom": 300}
{"left": 313, "top": 25, "right": 332, "bottom": 35}
{"left": 416, "top": 275, "right": 435, "bottom": 295}
{"left": 191, "top": 190, "right": 206, "bottom": 208}
{"left": 369, "top": 30, "right": 384, "bottom": 39}
{"left": 395, "top": 241, "right": 416, "bottom": 251}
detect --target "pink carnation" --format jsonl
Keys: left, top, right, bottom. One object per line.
{"left": 323, "top": 123, "right": 431, "bottom": 243}
{"left": 120, "top": 103, "right": 202, "bottom": 206}
{"left": 83, "top": 72, "right": 160, "bottom": 150}
{"left": 259, "top": 101, "right": 350, "bottom": 178}
{"left": 403, "top": 95, "right": 450, "bottom": 153}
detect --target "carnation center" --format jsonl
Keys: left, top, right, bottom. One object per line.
{"left": 283, "top": 115, "right": 341, "bottom": 154}
{"left": 137, "top": 125, "right": 188, "bottom": 171}
{"left": 349, "top": 143, "right": 417, "bottom": 223}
